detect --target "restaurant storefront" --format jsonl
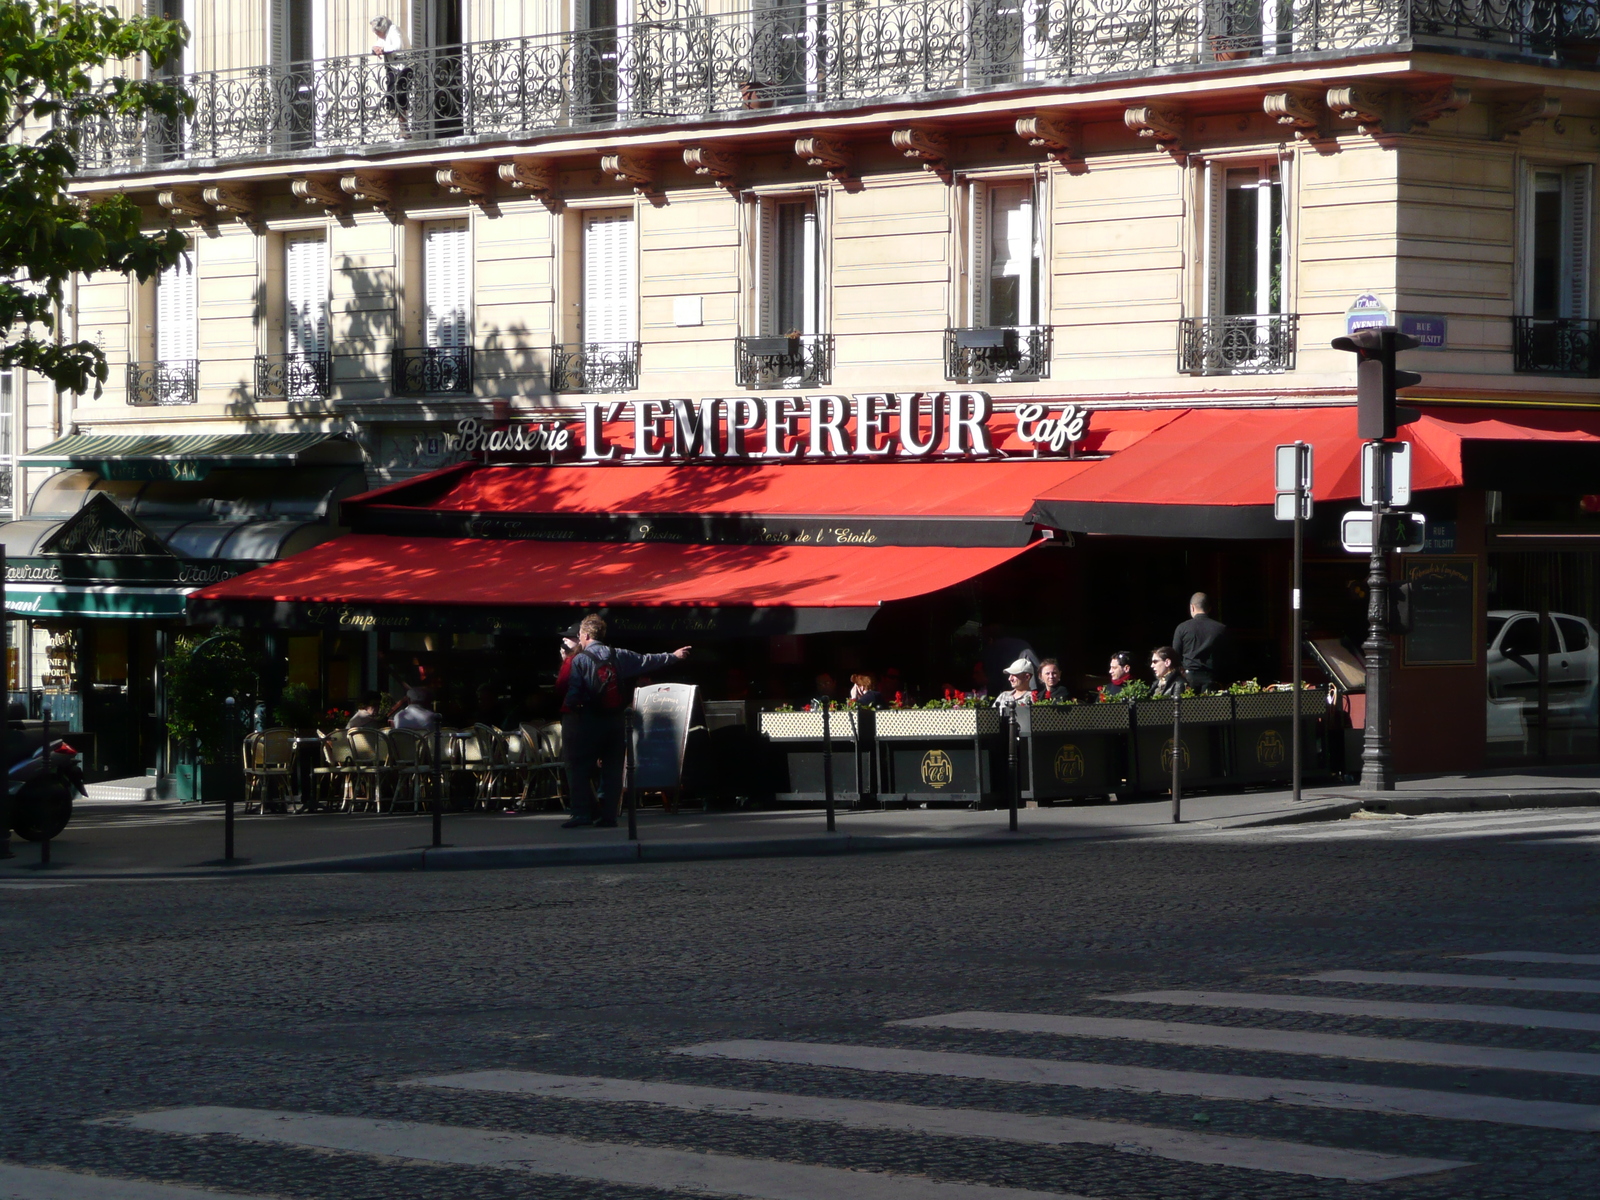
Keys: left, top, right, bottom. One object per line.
{"left": 184, "top": 396, "right": 1600, "bottom": 784}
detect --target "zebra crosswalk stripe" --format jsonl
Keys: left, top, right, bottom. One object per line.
{"left": 0, "top": 1162, "right": 268, "bottom": 1199}
{"left": 674, "top": 1039, "right": 1600, "bottom": 1132}
{"left": 1308, "top": 970, "right": 1600, "bottom": 995}
{"left": 108, "top": 1106, "right": 1087, "bottom": 1200}
{"left": 413, "top": 1068, "right": 1464, "bottom": 1181}
{"left": 1098, "top": 990, "right": 1600, "bottom": 1032}
{"left": 891, "top": 1011, "right": 1600, "bottom": 1076}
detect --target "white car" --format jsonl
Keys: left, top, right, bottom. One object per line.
{"left": 1486, "top": 609, "right": 1599, "bottom": 747}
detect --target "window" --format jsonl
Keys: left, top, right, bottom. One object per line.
{"left": 758, "top": 197, "right": 819, "bottom": 336}
{"left": 1208, "top": 163, "right": 1282, "bottom": 319}
{"left": 1558, "top": 616, "right": 1591, "bottom": 653}
{"left": 422, "top": 219, "right": 470, "bottom": 350}
{"left": 576, "top": 0, "right": 629, "bottom": 119}
{"left": 285, "top": 232, "right": 328, "bottom": 360}
{"left": 1525, "top": 166, "right": 1591, "bottom": 321}
{"left": 0, "top": 370, "right": 15, "bottom": 520}
{"left": 971, "top": 180, "right": 1041, "bottom": 328}
{"left": 582, "top": 209, "right": 635, "bottom": 345}
{"left": 972, "top": 0, "right": 1050, "bottom": 84}
{"left": 750, "top": 0, "right": 823, "bottom": 105}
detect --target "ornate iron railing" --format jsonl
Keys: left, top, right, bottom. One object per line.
{"left": 1179, "top": 314, "right": 1298, "bottom": 374}
{"left": 551, "top": 342, "right": 641, "bottom": 393}
{"left": 255, "top": 351, "right": 331, "bottom": 400}
{"left": 1512, "top": 316, "right": 1600, "bottom": 377}
{"left": 945, "top": 326, "right": 1052, "bottom": 383}
{"left": 736, "top": 333, "right": 834, "bottom": 388}
{"left": 75, "top": 0, "right": 1600, "bottom": 173}
{"left": 393, "top": 346, "right": 474, "bottom": 395}
{"left": 127, "top": 360, "right": 199, "bottom": 406}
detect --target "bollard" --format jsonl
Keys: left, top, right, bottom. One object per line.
{"left": 1171, "top": 691, "right": 1182, "bottom": 823}
{"left": 223, "top": 697, "right": 236, "bottom": 863}
{"left": 40, "top": 705, "right": 53, "bottom": 865}
{"left": 432, "top": 724, "right": 443, "bottom": 848}
{"left": 821, "top": 697, "right": 835, "bottom": 832}
{"left": 625, "top": 706, "right": 638, "bottom": 842}
{"left": 39, "top": 835, "right": 50, "bottom": 866}
{"left": 1007, "top": 709, "right": 1020, "bottom": 832}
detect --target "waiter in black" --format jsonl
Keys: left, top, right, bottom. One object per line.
{"left": 1173, "top": 592, "right": 1227, "bottom": 693}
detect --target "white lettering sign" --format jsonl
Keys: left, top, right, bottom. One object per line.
{"left": 1015, "top": 402, "right": 1087, "bottom": 453}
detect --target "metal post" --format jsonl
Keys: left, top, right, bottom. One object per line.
{"left": 1171, "top": 690, "right": 1182, "bottom": 823}
{"left": 626, "top": 706, "right": 638, "bottom": 841}
{"left": 40, "top": 704, "right": 52, "bottom": 864}
{"left": 1292, "top": 441, "right": 1305, "bottom": 804}
{"left": 1361, "top": 497, "right": 1394, "bottom": 790}
{"left": 1007, "top": 709, "right": 1019, "bottom": 832}
{"left": 822, "top": 696, "right": 835, "bottom": 832}
{"left": 431, "top": 723, "right": 443, "bottom": 847}
{"left": 223, "top": 696, "right": 235, "bottom": 863}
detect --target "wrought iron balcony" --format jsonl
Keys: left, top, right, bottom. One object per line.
{"left": 1179, "top": 314, "right": 1298, "bottom": 375}
{"left": 255, "top": 352, "right": 331, "bottom": 400}
{"left": 1513, "top": 316, "right": 1600, "bottom": 377}
{"left": 945, "top": 326, "right": 1052, "bottom": 383}
{"left": 128, "top": 360, "right": 198, "bottom": 406}
{"left": 736, "top": 334, "right": 834, "bottom": 389}
{"left": 393, "top": 346, "right": 474, "bottom": 396}
{"left": 551, "top": 342, "right": 641, "bottom": 394}
{"left": 75, "top": 0, "right": 1600, "bottom": 174}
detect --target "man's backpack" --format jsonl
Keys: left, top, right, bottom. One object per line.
{"left": 579, "top": 648, "right": 624, "bottom": 711}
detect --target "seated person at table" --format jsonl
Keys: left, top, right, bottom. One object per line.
{"left": 1150, "top": 646, "right": 1185, "bottom": 699}
{"left": 391, "top": 687, "right": 438, "bottom": 732}
{"left": 1102, "top": 651, "right": 1135, "bottom": 698}
{"left": 347, "top": 692, "right": 384, "bottom": 730}
{"left": 1037, "top": 659, "right": 1069, "bottom": 702}
{"left": 993, "top": 659, "right": 1036, "bottom": 710}
{"left": 848, "top": 673, "right": 881, "bottom": 706}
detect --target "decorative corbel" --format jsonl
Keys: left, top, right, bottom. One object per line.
{"left": 1328, "top": 83, "right": 1469, "bottom": 135}
{"left": 1327, "top": 85, "right": 1391, "bottom": 134}
{"left": 1492, "top": 93, "right": 1560, "bottom": 140}
{"left": 600, "top": 152, "right": 660, "bottom": 198}
{"left": 1408, "top": 83, "right": 1472, "bottom": 130}
{"left": 201, "top": 184, "right": 255, "bottom": 224}
{"left": 291, "top": 176, "right": 347, "bottom": 215}
{"left": 436, "top": 164, "right": 494, "bottom": 209}
{"left": 683, "top": 145, "right": 740, "bottom": 192}
{"left": 1015, "top": 113, "right": 1085, "bottom": 173}
{"left": 891, "top": 127, "right": 952, "bottom": 183}
{"left": 794, "top": 136, "right": 855, "bottom": 186}
{"left": 156, "top": 188, "right": 214, "bottom": 226}
{"left": 1124, "top": 105, "right": 1184, "bottom": 154}
{"left": 496, "top": 158, "right": 563, "bottom": 211}
{"left": 340, "top": 171, "right": 398, "bottom": 218}
{"left": 1262, "top": 91, "right": 1327, "bottom": 141}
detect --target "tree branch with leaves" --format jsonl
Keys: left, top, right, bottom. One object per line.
{"left": 0, "top": 0, "right": 191, "bottom": 395}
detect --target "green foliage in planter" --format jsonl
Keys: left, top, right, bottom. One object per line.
{"left": 164, "top": 630, "right": 255, "bottom": 763}
{"left": 274, "top": 682, "right": 321, "bottom": 730}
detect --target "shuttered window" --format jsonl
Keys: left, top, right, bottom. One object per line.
{"left": 156, "top": 245, "right": 197, "bottom": 364}
{"left": 1528, "top": 165, "right": 1592, "bottom": 320}
{"left": 422, "top": 219, "right": 471, "bottom": 349}
{"left": 285, "top": 232, "right": 328, "bottom": 357}
{"left": 582, "top": 209, "right": 636, "bottom": 344}
{"left": 970, "top": 180, "right": 1039, "bottom": 326}
{"left": 1205, "top": 162, "right": 1282, "bottom": 317}
{"left": 758, "top": 197, "right": 819, "bottom": 336}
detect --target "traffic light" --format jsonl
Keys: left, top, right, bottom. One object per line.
{"left": 1331, "top": 325, "right": 1422, "bottom": 440}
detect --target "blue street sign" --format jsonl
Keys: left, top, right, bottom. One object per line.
{"left": 1399, "top": 314, "right": 1448, "bottom": 349}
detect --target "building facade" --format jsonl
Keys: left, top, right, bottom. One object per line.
{"left": 6, "top": 1, "right": 1600, "bottom": 779}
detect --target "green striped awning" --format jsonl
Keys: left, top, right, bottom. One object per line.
{"left": 21, "top": 432, "right": 361, "bottom": 480}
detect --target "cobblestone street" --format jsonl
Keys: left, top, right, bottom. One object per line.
{"left": 4, "top": 811, "right": 1600, "bottom": 1199}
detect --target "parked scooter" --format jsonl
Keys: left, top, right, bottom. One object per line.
{"left": 4, "top": 709, "right": 87, "bottom": 843}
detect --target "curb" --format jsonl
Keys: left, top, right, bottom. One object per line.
{"left": 1341, "top": 789, "right": 1600, "bottom": 817}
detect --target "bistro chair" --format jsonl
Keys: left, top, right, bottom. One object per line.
{"left": 344, "top": 727, "right": 393, "bottom": 811}
{"left": 461, "top": 723, "right": 500, "bottom": 807}
{"left": 312, "top": 727, "right": 354, "bottom": 810}
{"left": 493, "top": 728, "right": 532, "bottom": 808}
{"left": 387, "top": 727, "right": 432, "bottom": 812}
{"left": 519, "top": 720, "right": 568, "bottom": 811}
{"left": 243, "top": 728, "right": 297, "bottom": 813}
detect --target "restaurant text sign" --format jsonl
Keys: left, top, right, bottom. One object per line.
{"left": 448, "top": 393, "right": 1089, "bottom": 464}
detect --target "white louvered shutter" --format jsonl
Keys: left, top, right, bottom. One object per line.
{"left": 409, "top": 0, "right": 428, "bottom": 47}
{"left": 285, "top": 232, "right": 328, "bottom": 356}
{"left": 969, "top": 181, "right": 989, "bottom": 325}
{"left": 1566, "top": 165, "right": 1592, "bottom": 319}
{"left": 1203, "top": 161, "right": 1226, "bottom": 318}
{"left": 757, "top": 199, "right": 779, "bottom": 335}
{"left": 987, "top": 182, "right": 1034, "bottom": 327}
{"left": 270, "top": 0, "right": 289, "bottom": 65}
{"left": 583, "top": 210, "right": 636, "bottom": 344}
{"left": 423, "top": 219, "right": 471, "bottom": 349}
{"left": 156, "top": 247, "right": 197, "bottom": 363}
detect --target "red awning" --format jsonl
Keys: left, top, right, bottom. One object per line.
{"left": 187, "top": 534, "right": 1038, "bottom": 636}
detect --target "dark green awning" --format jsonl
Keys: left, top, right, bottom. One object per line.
{"left": 20, "top": 432, "right": 361, "bottom": 480}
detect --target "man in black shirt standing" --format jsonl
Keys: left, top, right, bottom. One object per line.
{"left": 1173, "top": 592, "right": 1227, "bottom": 693}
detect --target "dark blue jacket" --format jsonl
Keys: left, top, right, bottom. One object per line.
{"left": 563, "top": 642, "right": 675, "bottom": 712}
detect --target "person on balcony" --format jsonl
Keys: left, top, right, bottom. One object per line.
{"left": 370, "top": 16, "right": 412, "bottom": 137}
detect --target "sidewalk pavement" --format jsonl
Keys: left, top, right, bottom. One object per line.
{"left": 4, "top": 767, "right": 1600, "bottom": 880}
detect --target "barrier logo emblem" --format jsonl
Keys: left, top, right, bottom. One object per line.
{"left": 1053, "top": 743, "right": 1086, "bottom": 784}
{"left": 1256, "top": 729, "right": 1287, "bottom": 768}
{"left": 920, "top": 749, "right": 954, "bottom": 788}
{"left": 1160, "top": 738, "right": 1192, "bottom": 773}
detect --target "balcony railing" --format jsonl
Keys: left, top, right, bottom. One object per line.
{"left": 393, "top": 345, "right": 474, "bottom": 395}
{"left": 128, "top": 360, "right": 198, "bottom": 406}
{"left": 736, "top": 333, "right": 834, "bottom": 388}
{"left": 1179, "top": 314, "right": 1298, "bottom": 375}
{"left": 1513, "top": 316, "right": 1600, "bottom": 377}
{"left": 552, "top": 342, "right": 641, "bottom": 393}
{"left": 945, "top": 326, "right": 1052, "bottom": 383}
{"left": 256, "top": 351, "right": 331, "bottom": 400}
{"left": 76, "top": 0, "right": 1600, "bottom": 173}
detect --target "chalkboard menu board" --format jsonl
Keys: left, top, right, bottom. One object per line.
{"left": 629, "top": 683, "right": 697, "bottom": 790}
{"left": 1403, "top": 556, "right": 1478, "bottom": 666}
